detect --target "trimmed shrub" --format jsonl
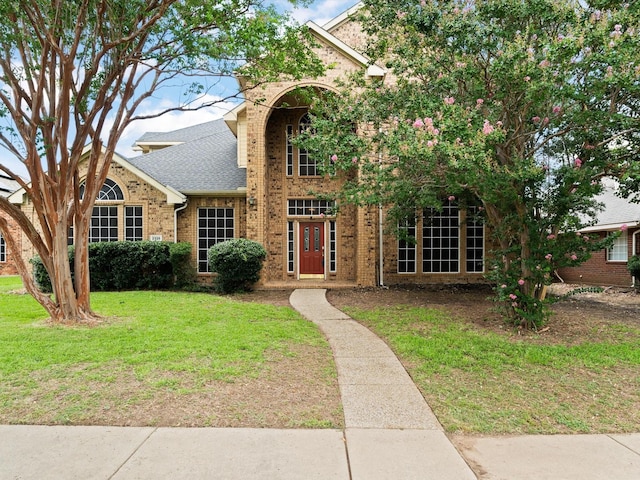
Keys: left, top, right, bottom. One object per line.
{"left": 31, "top": 241, "right": 195, "bottom": 292}
{"left": 207, "top": 238, "right": 266, "bottom": 293}
{"left": 169, "top": 242, "right": 197, "bottom": 287}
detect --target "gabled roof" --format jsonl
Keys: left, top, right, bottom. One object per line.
{"left": 7, "top": 147, "right": 187, "bottom": 206}
{"left": 322, "top": 2, "right": 363, "bottom": 32}
{"left": 133, "top": 119, "right": 230, "bottom": 151}
{"left": 305, "top": 20, "right": 385, "bottom": 78}
{"left": 0, "top": 173, "right": 20, "bottom": 198}
{"left": 582, "top": 179, "right": 640, "bottom": 231}
{"left": 129, "top": 119, "right": 244, "bottom": 195}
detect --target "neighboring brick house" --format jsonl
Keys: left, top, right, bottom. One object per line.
{"left": 0, "top": 173, "right": 21, "bottom": 276}
{"left": 557, "top": 180, "right": 640, "bottom": 287}
{"left": 5, "top": 3, "right": 489, "bottom": 287}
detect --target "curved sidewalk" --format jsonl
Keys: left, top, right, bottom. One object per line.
{"left": 289, "top": 288, "right": 476, "bottom": 479}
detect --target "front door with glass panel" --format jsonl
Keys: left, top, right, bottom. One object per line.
{"left": 299, "top": 222, "right": 324, "bottom": 277}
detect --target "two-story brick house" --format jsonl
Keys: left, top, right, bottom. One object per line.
{"left": 6, "top": 3, "right": 489, "bottom": 288}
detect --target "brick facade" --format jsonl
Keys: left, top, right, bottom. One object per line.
{"left": 557, "top": 229, "right": 638, "bottom": 287}
{"left": 0, "top": 211, "right": 20, "bottom": 275}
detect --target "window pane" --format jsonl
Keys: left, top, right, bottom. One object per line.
{"left": 423, "top": 202, "right": 460, "bottom": 273}
{"left": 197, "top": 208, "right": 235, "bottom": 272}
{"left": 608, "top": 231, "right": 628, "bottom": 261}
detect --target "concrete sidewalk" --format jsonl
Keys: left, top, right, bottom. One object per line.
{"left": 1, "top": 288, "right": 639, "bottom": 479}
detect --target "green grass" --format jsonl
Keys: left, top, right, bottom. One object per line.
{"left": 0, "top": 277, "right": 336, "bottom": 426}
{"left": 344, "top": 305, "right": 640, "bottom": 435}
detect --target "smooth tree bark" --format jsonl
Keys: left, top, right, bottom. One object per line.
{"left": 0, "top": 0, "right": 323, "bottom": 323}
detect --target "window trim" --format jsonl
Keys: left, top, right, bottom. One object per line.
{"left": 197, "top": 207, "right": 235, "bottom": 273}
{"left": 422, "top": 202, "right": 460, "bottom": 274}
{"left": 607, "top": 230, "right": 628, "bottom": 262}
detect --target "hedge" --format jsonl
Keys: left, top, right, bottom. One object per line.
{"left": 31, "top": 241, "right": 195, "bottom": 292}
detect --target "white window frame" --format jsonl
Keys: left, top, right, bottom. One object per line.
{"left": 0, "top": 232, "right": 6, "bottom": 262}
{"left": 607, "top": 231, "right": 628, "bottom": 262}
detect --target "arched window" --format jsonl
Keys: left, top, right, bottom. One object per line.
{"left": 79, "top": 178, "right": 124, "bottom": 201}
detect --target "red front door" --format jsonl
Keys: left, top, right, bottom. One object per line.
{"left": 299, "top": 222, "right": 324, "bottom": 275}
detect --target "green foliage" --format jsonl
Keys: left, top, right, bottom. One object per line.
{"left": 169, "top": 242, "right": 197, "bottom": 288}
{"left": 301, "top": 0, "right": 640, "bottom": 328}
{"left": 31, "top": 242, "right": 195, "bottom": 292}
{"left": 208, "top": 239, "right": 267, "bottom": 293}
{"left": 628, "top": 255, "right": 640, "bottom": 280}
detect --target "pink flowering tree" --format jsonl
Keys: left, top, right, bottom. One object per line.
{"left": 301, "top": 0, "right": 639, "bottom": 328}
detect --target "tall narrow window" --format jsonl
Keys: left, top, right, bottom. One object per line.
{"left": 197, "top": 208, "right": 235, "bottom": 272}
{"left": 125, "top": 206, "right": 143, "bottom": 241}
{"left": 287, "top": 221, "right": 295, "bottom": 273}
{"left": 398, "top": 218, "right": 417, "bottom": 273}
{"left": 466, "top": 206, "right": 484, "bottom": 273}
{"left": 0, "top": 232, "right": 6, "bottom": 262}
{"left": 608, "top": 231, "right": 628, "bottom": 261}
{"left": 423, "top": 202, "right": 459, "bottom": 273}
{"left": 298, "top": 113, "right": 318, "bottom": 176}
{"left": 286, "top": 125, "right": 294, "bottom": 177}
{"left": 329, "top": 221, "right": 337, "bottom": 273}
{"left": 89, "top": 206, "right": 119, "bottom": 242}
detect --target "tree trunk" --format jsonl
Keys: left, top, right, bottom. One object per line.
{"left": 73, "top": 213, "right": 92, "bottom": 315}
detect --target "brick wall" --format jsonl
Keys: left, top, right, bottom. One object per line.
{"left": 0, "top": 211, "right": 20, "bottom": 276}
{"left": 557, "top": 229, "right": 637, "bottom": 287}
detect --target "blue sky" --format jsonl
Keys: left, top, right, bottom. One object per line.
{"left": 0, "top": 0, "right": 360, "bottom": 178}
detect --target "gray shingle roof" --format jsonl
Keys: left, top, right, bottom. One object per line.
{"left": 591, "top": 179, "right": 640, "bottom": 228}
{"left": 135, "top": 118, "right": 230, "bottom": 145}
{"left": 0, "top": 174, "right": 20, "bottom": 198}
{"left": 129, "top": 119, "right": 245, "bottom": 194}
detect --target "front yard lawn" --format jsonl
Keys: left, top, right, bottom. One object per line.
{"left": 332, "top": 287, "right": 640, "bottom": 435}
{"left": 0, "top": 276, "right": 342, "bottom": 428}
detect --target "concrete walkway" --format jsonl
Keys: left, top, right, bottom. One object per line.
{"left": 1, "top": 288, "right": 640, "bottom": 479}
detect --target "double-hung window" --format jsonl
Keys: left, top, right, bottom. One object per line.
{"left": 608, "top": 231, "right": 628, "bottom": 262}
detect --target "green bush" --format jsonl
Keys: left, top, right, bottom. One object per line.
{"left": 31, "top": 241, "right": 195, "bottom": 292}
{"left": 628, "top": 255, "right": 640, "bottom": 283}
{"left": 169, "top": 242, "right": 197, "bottom": 287}
{"left": 207, "top": 238, "right": 266, "bottom": 293}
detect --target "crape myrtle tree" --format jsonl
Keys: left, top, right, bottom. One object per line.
{"left": 0, "top": 0, "right": 323, "bottom": 323}
{"left": 301, "top": 0, "right": 640, "bottom": 328}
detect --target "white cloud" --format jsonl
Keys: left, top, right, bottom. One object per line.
{"left": 284, "top": 0, "right": 360, "bottom": 26}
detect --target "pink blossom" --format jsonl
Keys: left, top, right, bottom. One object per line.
{"left": 583, "top": 235, "right": 589, "bottom": 241}
{"left": 476, "top": 98, "right": 484, "bottom": 106}
{"left": 501, "top": 284, "right": 507, "bottom": 289}
{"left": 448, "top": 195, "right": 456, "bottom": 202}
{"left": 352, "top": 157, "right": 358, "bottom": 164}
{"left": 570, "top": 254, "right": 578, "bottom": 261}
{"left": 396, "top": 11, "right": 407, "bottom": 19}
{"left": 330, "top": 154, "right": 338, "bottom": 163}
{"left": 424, "top": 117, "right": 434, "bottom": 126}
{"left": 413, "top": 118, "right": 424, "bottom": 128}
{"left": 532, "top": 116, "right": 541, "bottom": 123}
{"left": 545, "top": 253, "right": 553, "bottom": 260}
{"left": 539, "top": 59, "right": 550, "bottom": 68}
{"left": 576, "top": 232, "right": 582, "bottom": 236}
{"left": 444, "top": 97, "right": 455, "bottom": 105}
{"left": 320, "top": 213, "right": 325, "bottom": 218}
{"left": 524, "top": 76, "right": 531, "bottom": 82}
{"left": 553, "top": 105, "right": 562, "bottom": 114}
{"left": 509, "top": 294, "right": 517, "bottom": 300}
{"left": 518, "top": 279, "right": 525, "bottom": 286}
{"left": 427, "top": 140, "right": 434, "bottom": 148}
{"left": 547, "top": 234, "right": 556, "bottom": 240}
{"left": 621, "top": 224, "right": 628, "bottom": 231}
{"left": 542, "top": 117, "right": 549, "bottom": 126}
{"left": 482, "top": 120, "right": 494, "bottom": 135}
{"left": 574, "top": 158, "right": 582, "bottom": 168}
